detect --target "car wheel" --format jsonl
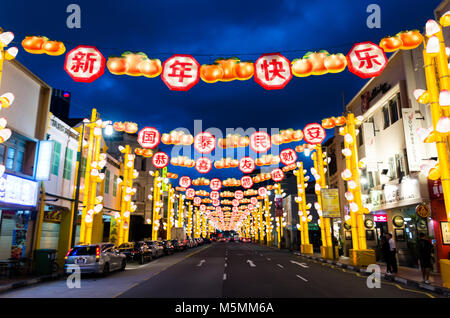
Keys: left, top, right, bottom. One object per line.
{"left": 120, "top": 259, "right": 126, "bottom": 271}
{"left": 102, "top": 263, "right": 110, "bottom": 276}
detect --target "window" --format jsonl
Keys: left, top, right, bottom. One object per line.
{"left": 6, "top": 147, "right": 15, "bottom": 170}
{"left": 63, "top": 148, "right": 74, "bottom": 180}
{"left": 388, "top": 157, "right": 396, "bottom": 179}
{"left": 389, "top": 97, "right": 399, "bottom": 124}
{"left": 113, "top": 175, "right": 117, "bottom": 197}
{"left": 0, "top": 144, "right": 5, "bottom": 164}
{"left": 105, "top": 169, "right": 110, "bottom": 194}
{"left": 141, "top": 158, "right": 146, "bottom": 171}
{"left": 80, "top": 156, "right": 87, "bottom": 175}
{"left": 395, "top": 153, "right": 406, "bottom": 179}
{"left": 382, "top": 105, "right": 390, "bottom": 129}
{"left": 51, "top": 141, "right": 61, "bottom": 176}
{"left": 15, "top": 150, "right": 24, "bottom": 173}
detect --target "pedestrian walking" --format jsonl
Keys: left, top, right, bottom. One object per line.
{"left": 387, "top": 233, "right": 398, "bottom": 273}
{"left": 418, "top": 232, "right": 434, "bottom": 284}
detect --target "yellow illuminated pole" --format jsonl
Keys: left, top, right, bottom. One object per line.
{"left": 202, "top": 212, "right": 206, "bottom": 238}
{"left": 275, "top": 184, "right": 283, "bottom": 249}
{"left": 187, "top": 201, "right": 193, "bottom": 238}
{"left": 295, "top": 162, "right": 313, "bottom": 254}
{"left": 194, "top": 207, "right": 200, "bottom": 238}
{"left": 178, "top": 192, "right": 184, "bottom": 228}
{"left": 118, "top": 146, "right": 136, "bottom": 245}
{"left": 166, "top": 184, "right": 174, "bottom": 240}
{"left": 264, "top": 195, "right": 271, "bottom": 246}
{"left": 258, "top": 201, "right": 264, "bottom": 244}
{"left": 152, "top": 170, "right": 161, "bottom": 241}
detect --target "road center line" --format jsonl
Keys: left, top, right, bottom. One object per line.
{"left": 277, "top": 264, "right": 284, "bottom": 269}
{"left": 223, "top": 273, "right": 227, "bottom": 280}
{"left": 266, "top": 257, "right": 271, "bottom": 261}
{"left": 296, "top": 275, "right": 308, "bottom": 282}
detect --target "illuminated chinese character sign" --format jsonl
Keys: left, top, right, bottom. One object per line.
{"left": 179, "top": 176, "right": 191, "bottom": 188}
{"left": 138, "top": 127, "right": 160, "bottom": 149}
{"left": 210, "top": 191, "right": 219, "bottom": 200}
{"left": 194, "top": 132, "right": 216, "bottom": 154}
{"left": 64, "top": 45, "right": 105, "bottom": 82}
{"left": 271, "top": 168, "right": 285, "bottom": 182}
{"left": 195, "top": 157, "right": 212, "bottom": 174}
{"left": 239, "top": 157, "right": 255, "bottom": 174}
{"left": 234, "top": 190, "right": 244, "bottom": 200}
{"left": 194, "top": 197, "right": 201, "bottom": 205}
{"left": 303, "top": 123, "right": 326, "bottom": 145}
{"left": 250, "top": 197, "right": 258, "bottom": 205}
{"left": 210, "top": 178, "right": 222, "bottom": 191}
{"left": 258, "top": 187, "right": 267, "bottom": 197}
{"left": 152, "top": 152, "right": 169, "bottom": 169}
{"left": 241, "top": 176, "right": 253, "bottom": 189}
{"left": 346, "top": 42, "right": 387, "bottom": 79}
{"left": 254, "top": 53, "right": 292, "bottom": 90}
{"left": 279, "top": 148, "right": 297, "bottom": 166}
{"left": 186, "top": 188, "right": 195, "bottom": 199}
{"left": 161, "top": 54, "right": 200, "bottom": 91}
{"left": 249, "top": 131, "right": 271, "bottom": 153}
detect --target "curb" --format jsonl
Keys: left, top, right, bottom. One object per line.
{"left": 294, "top": 252, "right": 450, "bottom": 297}
{"left": 0, "top": 272, "right": 63, "bottom": 294}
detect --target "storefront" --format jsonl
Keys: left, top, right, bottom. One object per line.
{"left": 0, "top": 173, "right": 39, "bottom": 261}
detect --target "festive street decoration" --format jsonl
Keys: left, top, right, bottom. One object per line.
{"left": 161, "top": 130, "right": 194, "bottom": 145}
{"left": 279, "top": 148, "right": 297, "bottom": 166}
{"left": 249, "top": 131, "right": 271, "bottom": 153}
{"left": 241, "top": 176, "right": 254, "bottom": 189}
{"left": 185, "top": 188, "right": 195, "bottom": 199}
{"left": 239, "top": 157, "right": 255, "bottom": 174}
{"left": 64, "top": 45, "right": 105, "bottom": 82}
{"left": 152, "top": 151, "right": 169, "bottom": 169}
{"left": 254, "top": 53, "right": 292, "bottom": 90}
{"left": 346, "top": 42, "right": 388, "bottom": 79}
{"left": 192, "top": 177, "right": 210, "bottom": 186}
{"left": 161, "top": 54, "right": 200, "bottom": 91}
{"left": 303, "top": 123, "right": 326, "bottom": 145}
{"left": 106, "top": 52, "right": 162, "bottom": 77}
{"left": 210, "top": 178, "right": 222, "bottom": 191}
{"left": 253, "top": 173, "right": 271, "bottom": 183}
{"left": 255, "top": 154, "right": 280, "bottom": 166}
{"left": 137, "top": 127, "right": 160, "bottom": 149}
{"left": 170, "top": 156, "right": 195, "bottom": 168}
{"left": 214, "top": 158, "right": 239, "bottom": 169}
{"left": 379, "top": 30, "right": 423, "bottom": 52}
{"left": 321, "top": 116, "right": 347, "bottom": 129}
{"left": 195, "top": 157, "right": 213, "bottom": 173}
{"left": 179, "top": 176, "right": 192, "bottom": 188}
{"left": 271, "top": 168, "right": 285, "bottom": 182}
{"left": 200, "top": 57, "right": 254, "bottom": 83}
{"left": 291, "top": 50, "right": 347, "bottom": 77}
{"left": 271, "top": 129, "right": 303, "bottom": 145}
{"left": 134, "top": 148, "right": 153, "bottom": 158}
{"left": 22, "top": 36, "right": 66, "bottom": 56}
{"left": 223, "top": 178, "right": 241, "bottom": 187}
{"left": 194, "top": 132, "right": 216, "bottom": 154}
{"left": 218, "top": 135, "right": 249, "bottom": 148}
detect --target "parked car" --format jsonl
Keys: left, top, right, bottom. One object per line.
{"left": 240, "top": 237, "right": 251, "bottom": 243}
{"left": 131, "top": 241, "right": 153, "bottom": 264}
{"left": 218, "top": 237, "right": 228, "bottom": 242}
{"left": 117, "top": 242, "right": 135, "bottom": 261}
{"left": 64, "top": 243, "right": 126, "bottom": 276}
{"left": 229, "top": 236, "right": 235, "bottom": 242}
{"left": 145, "top": 241, "right": 165, "bottom": 258}
{"left": 171, "top": 239, "right": 186, "bottom": 252}
{"left": 186, "top": 237, "right": 196, "bottom": 248}
{"left": 203, "top": 238, "right": 211, "bottom": 244}
{"left": 161, "top": 240, "right": 175, "bottom": 255}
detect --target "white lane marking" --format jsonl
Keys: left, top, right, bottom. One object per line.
{"left": 290, "top": 260, "right": 309, "bottom": 268}
{"left": 196, "top": 259, "right": 206, "bottom": 267}
{"left": 224, "top": 263, "right": 227, "bottom": 267}
{"left": 225, "top": 257, "right": 227, "bottom": 261}
{"left": 266, "top": 257, "right": 271, "bottom": 261}
{"left": 247, "top": 260, "right": 256, "bottom": 267}
{"left": 277, "top": 264, "right": 284, "bottom": 269}
{"left": 296, "top": 275, "right": 308, "bottom": 282}
{"left": 260, "top": 254, "right": 263, "bottom": 256}
{"left": 223, "top": 273, "right": 227, "bottom": 280}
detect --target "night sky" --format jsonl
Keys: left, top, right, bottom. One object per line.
{"left": 0, "top": 0, "right": 442, "bottom": 181}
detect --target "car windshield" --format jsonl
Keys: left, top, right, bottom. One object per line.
{"left": 119, "top": 243, "right": 133, "bottom": 248}
{"left": 69, "top": 246, "right": 97, "bottom": 256}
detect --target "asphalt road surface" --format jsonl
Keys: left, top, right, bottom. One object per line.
{"left": 0, "top": 242, "right": 441, "bottom": 298}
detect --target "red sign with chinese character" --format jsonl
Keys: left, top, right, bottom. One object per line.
{"left": 210, "top": 191, "right": 219, "bottom": 200}
{"left": 200, "top": 204, "right": 206, "bottom": 211}
{"left": 258, "top": 187, "right": 267, "bottom": 197}
{"left": 271, "top": 168, "right": 285, "bottom": 182}
{"left": 64, "top": 45, "right": 105, "bottom": 83}
{"left": 279, "top": 148, "right": 297, "bottom": 166}
{"left": 303, "top": 123, "right": 326, "bottom": 145}
{"left": 374, "top": 214, "right": 387, "bottom": 222}
{"left": 234, "top": 190, "right": 244, "bottom": 200}
{"left": 241, "top": 176, "right": 253, "bottom": 189}
{"left": 152, "top": 152, "right": 169, "bottom": 169}
{"left": 428, "top": 179, "right": 444, "bottom": 201}
{"left": 161, "top": 54, "right": 200, "bottom": 91}
{"left": 186, "top": 188, "right": 195, "bottom": 199}
{"left": 179, "top": 176, "right": 192, "bottom": 188}
{"left": 239, "top": 157, "right": 255, "bottom": 174}
{"left": 195, "top": 157, "right": 212, "bottom": 174}
{"left": 250, "top": 197, "right": 258, "bottom": 205}
{"left": 248, "top": 204, "right": 255, "bottom": 210}
{"left": 347, "top": 42, "right": 388, "bottom": 79}
{"left": 193, "top": 197, "right": 201, "bottom": 205}
{"left": 210, "top": 178, "right": 222, "bottom": 191}
{"left": 232, "top": 206, "right": 239, "bottom": 212}
{"left": 194, "top": 132, "right": 216, "bottom": 154}
{"left": 232, "top": 199, "right": 240, "bottom": 207}
{"left": 137, "top": 127, "right": 160, "bottom": 149}
{"left": 249, "top": 131, "right": 271, "bottom": 153}
{"left": 212, "top": 199, "right": 220, "bottom": 207}
{"left": 254, "top": 53, "right": 292, "bottom": 90}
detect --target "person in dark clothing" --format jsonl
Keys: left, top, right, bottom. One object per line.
{"left": 418, "top": 232, "right": 433, "bottom": 284}
{"left": 380, "top": 234, "right": 392, "bottom": 273}
{"left": 386, "top": 233, "right": 398, "bottom": 273}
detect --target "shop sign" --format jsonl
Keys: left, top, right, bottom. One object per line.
{"left": 440, "top": 222, "right": 450, "bottom": 245}
{"left": 373, "top": 214, "right": 387, "bottom": 222}
{"left": 0, "top": 174, "right": 38, "bottom": 206}
{"left": 415, "top": 203, "right": 430, "bottom": 218}
{"left": 428, "top": 179, "right": 444, "bottom": 201}
{"left": 382, "top": 177, "right": 421, "bottom": 208}
{"left": 402, "top": 108, "right": 423, "bottom": 172}
{"left": 320, "top": 188, "right": 340, "bottom": 217}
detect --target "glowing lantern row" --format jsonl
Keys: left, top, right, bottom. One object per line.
{"left": 134, "top": 148, "right": 153, "bottom": 157}
{"left": 113, "top": 121, "right": 138, "bottom": 134}
{"left": 107, "top": 52, "right": 162, "bottom": 78}
{"left": 22, "top": 36, "right": 66, "bottom": 56}
{"left": 171, "top": 156, "right": 195, "bottom": 168}
{"left": 379, "top": 30, "right": 423, "bottom": 52}
{"left": 291, "top": 50, "right": 347, "bottom": 77}
{"left": 200, "top": 57, "right": 254, "bottom": 83}
{"left": 161, "top": 131, "right": 193, "bottom": 145}
{"left": 214, "top": 158, "right": 239, "bottom": 169}
{"left": 193, "top": 177, "right": 210, "bottom": 186}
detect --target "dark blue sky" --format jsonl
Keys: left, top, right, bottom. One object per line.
{"left": 0, "top": 0, "right": 441, "bottom": 181}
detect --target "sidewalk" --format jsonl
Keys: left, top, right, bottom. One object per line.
{"left": 0, "top": 273, "right": 63, "bottom": 294}
{"left": 294, "top": 252, "right": 449, "bottom": 296}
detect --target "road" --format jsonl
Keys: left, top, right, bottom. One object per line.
{"left": 0, "top": 242, "right": 441, "bottom": 298}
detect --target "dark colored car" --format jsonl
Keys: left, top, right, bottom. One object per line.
{"left": 117, "top": 242, "right": 135, "bottom": 261}
{"left": 118, "top": 241, "right": 152, "bottom": 264}
{"left": 160, "top": 240, "right": 175, "bottom": 255}
{"left": 203, "top": 238, "right": 211, "bottom": 244}
{"left": 145, "top": 241, "right": 165, "bottom": 258}
{"left": 229, "top": 236, "right": 235, "bottom": 242}
{"left": 171, "top": 239, "right": 186, "bottom": 251}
